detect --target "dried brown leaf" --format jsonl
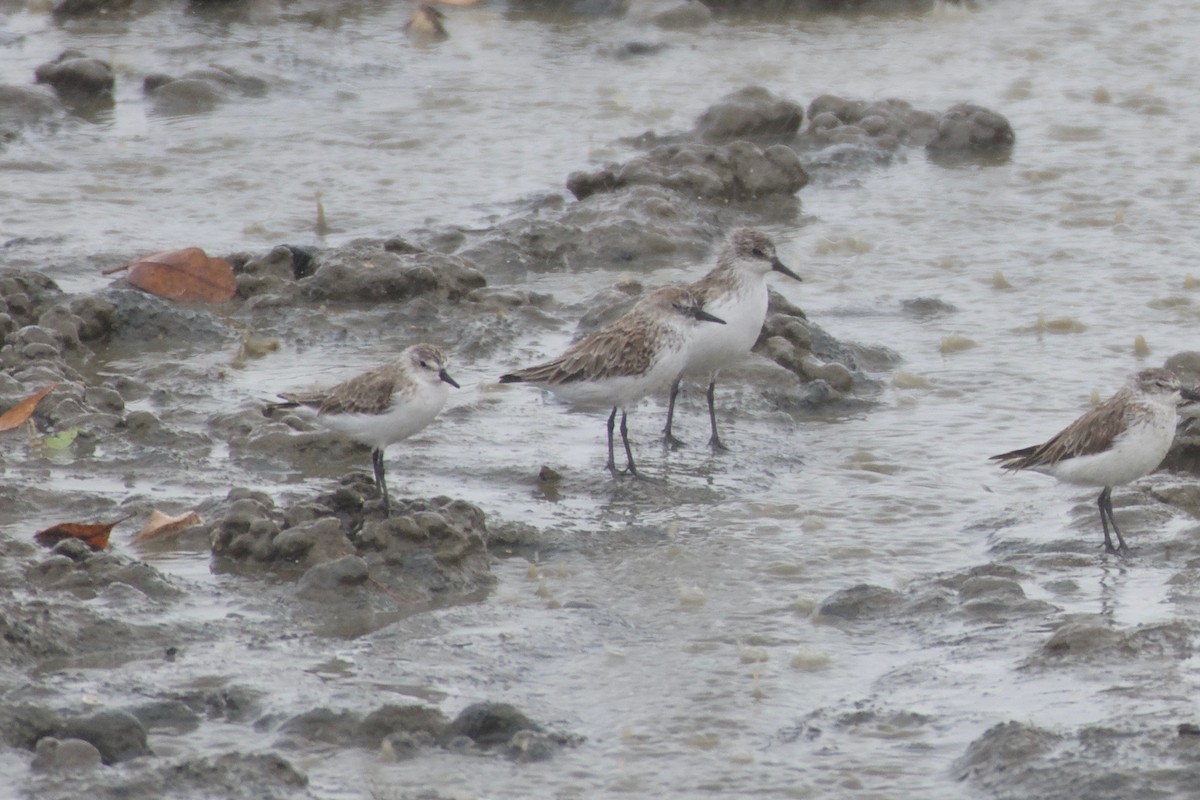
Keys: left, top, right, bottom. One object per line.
{"left": 33, "top": 513, "right": 134, "bottom": 551}
{"left": 0, "top": 384, "right": 57, "bottom": 433}
{"left": 131, "top": 509, "right": 203, "bottom": 544}
{"left": 116, "top": 247, "right": 237, "bottom": 303}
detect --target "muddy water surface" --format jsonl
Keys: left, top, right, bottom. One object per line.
{"left": 5, "top": 0, "right": 1200, "bottom": 798}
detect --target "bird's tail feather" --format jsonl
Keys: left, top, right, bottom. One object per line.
{"left": 989, "top": 444, "right": 1040, "bottom": 470}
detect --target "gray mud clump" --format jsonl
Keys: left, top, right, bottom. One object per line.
{"left": 956, "top": 721, "right": 1062, "bottom": 786}
{"left": 566, "top": 139, "right": 808, "bottom": 202}
{"left": 1161, "top": 349, "right": 1200, "bottom": 474}
{"left": 277, "top": 700, "right": 576, "bottom": 762}
{"left": 235, "top": 238, "right": 487, "bottom": 307}
{"left": 0, "top": 541, "right": 312, "bottom": 796}
{"left": 956, "top": 718, "right": 1200, "bottom": 800}
{"left": 51, "top": 0, "right": 134, "bottom": 20}
{"left": 0, "top": 84, "right": 64, "bottom": 145}
{"left": 34, "top": 50, "right": 115, "bottom": 115}
{"left": 598, "top": 87, "right": 1013, "bottom": 179}
{"left": 925, "top": 102, "right": 1016, "bottom": 161}
{"left": 143, "top": 65, "right": 268, "bottom": 116}
{"left": 30, "top": 736, "right": 103, "bottom": 773}
{"left": 693, "top": 86, "right": 805, "bottom": 142}
{"left": 298, "top": 243, "right": 486, "bottom": 304}
{"left": 815, "top": 584, "right": 903, "bottom": 621}
{"left": 804, "top": 94, "right": 938, "bottom": 148}
{"left": 208, "top": 478, "right": 496, "bottom": 606}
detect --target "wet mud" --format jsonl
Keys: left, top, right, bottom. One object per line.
{"left": 3, "top": 1, "right": 1200, "bottom": 799}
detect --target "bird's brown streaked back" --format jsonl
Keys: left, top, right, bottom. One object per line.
{"left": 279, "top": 344, "right": 453, "bottom": 417}
{"left": 499, "top": 286, "right": 720, "bottom": 386}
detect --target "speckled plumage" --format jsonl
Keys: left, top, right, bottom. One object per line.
{"left": 991, "top": 367, "right": 1199, "bottom": 555}
{"left": 281, "top": 359, "right": 419, "bottom": 418}
{"left": 500, "top": 285, "right": 725, "bottom": 475}
{"left": 501, "top": 288, "right": 695, "bottom": 400}
{"left": 267, "top": 343, "right": 459, "bottom": 515}
{"left": 665, "top": 227, "right": 801, "bottom": 450}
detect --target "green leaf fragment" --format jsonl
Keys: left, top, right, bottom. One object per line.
{"left": 43, "top": 428, "right": 79, "bottom": 450}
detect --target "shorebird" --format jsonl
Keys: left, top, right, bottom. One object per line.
{"left": 664, "top": 227, "right": 802, "bottom": 451}
{"left": 991, "top": 367, "right": 1200, "bottom": 555}
{"left": 500, "top": 285, "right": 725, "bottom": 477}
{"left": 266, "top": 344, "right": 459, "bottom": 515}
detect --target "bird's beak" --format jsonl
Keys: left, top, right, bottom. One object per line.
{"left": 439, "top": 369, "right": 461, "bottom": 389}
{"left": 695, "top": 308, "right": 726, "bottom": 325}
{"left": 772, "top": 257, "right": 802, "bottom": 282}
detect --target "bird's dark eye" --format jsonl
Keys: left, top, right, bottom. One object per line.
{"left": 419, "top": 360, "right": 428, "bottom": 368}
{"left": 752, "top": 248, "right": 765, "bottom": 258}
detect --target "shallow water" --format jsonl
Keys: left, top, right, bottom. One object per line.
{"left": 6, "top": 0, "right": 1200, "bottom": 797}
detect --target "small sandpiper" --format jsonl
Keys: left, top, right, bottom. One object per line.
{"left": 991, "top": 367, "right": 1200, "bottom": 555}
{"left": 664, "top": 227, "right": 802, "bottom": 451}
{"left": 266, "top": 344, "right": 459, "bottom": 516}
{"left": 500, "top": 285, "right": 725, "bottom": 477}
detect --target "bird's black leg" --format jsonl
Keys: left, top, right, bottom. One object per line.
{"left": 662, "top": 378, "right": 686, "bottom": 449}
{"left": 620, "top": 409, "right": 640, "bottom": 478}
{"left": 706, "top": 379, "right": 729, "bottom": 452}
{"left": 605, "top": 406, "right": 619, "bottom": 474}
{"left": 372, "top": 448, "right": 391, "bottom": 517}
{"left": 1098, "top": 487, "right": 1127, "bottom": 556}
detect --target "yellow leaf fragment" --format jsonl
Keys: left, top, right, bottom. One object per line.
{"left": 132, "top": 510, "right": 204, "bottom": 544}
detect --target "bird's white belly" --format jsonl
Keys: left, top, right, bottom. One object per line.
{"left": 685, "top": 286, "right": 767, "bottom": 376}
{"left": 318, "top": 386, "right": 449, "bottom": 450}
{"left": 548, "top": 340, "right": 688, "bottom": 409}
{"left": 1045, "top": 414, "right": 1175, "bottom": 487}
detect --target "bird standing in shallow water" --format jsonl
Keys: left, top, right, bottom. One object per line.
{"left": 990, "top": 367, "right": 1200, "bottom": 555}
{"left": 266, "top": 344, "right": 459, "bottom": 516}
{"left": 499, "top": 285, "right": 725, "bottom": 477}
{"left": 664, "top": 227, "right": 802, "bottom": 451}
